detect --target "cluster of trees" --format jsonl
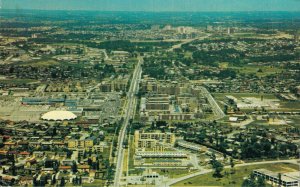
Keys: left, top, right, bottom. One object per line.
{"left": 249, "top": 54, "right": 297, "bottom": 63}
{"left": 240, "top": 136, "right": 298, "bottom": 159}
{"left": 33, "top": 174, "right": 66, "bottom": 187}
{"left": 242, "top": 173, "right": 266, "bottom": 187}
{"left": 142, "top": 65, "right": 165, "bottom": 79}
{"left": 71, "top": 176, "right": 82, "bottom": 186}
{"left": 210, "top": 154, "right": 224, "bottom": 178}
{"left": 128, "top": 122, "right": 144, "bottom": 134}
{"left": 190, "top": 126, "right": 230, "bottom": 154}
{"left": 183, "top": 122, "right": 298, "bottom": 160}
{"left": 0, "top": 63, "right": 116, "bottom": 82}
{"left": 105, "top": 162, "right": 115, "bottom": 184}
{"left": 182, "top": 37, "right": 298, "bottom": 69}
{"left": 142, "top": 58, "right": 172, "bottom": 79}
{"left": 93, "top": 64, "right": 116, "bottom": 76}
{"left": 192, "top": 48, "right": 244, "bottom": 66}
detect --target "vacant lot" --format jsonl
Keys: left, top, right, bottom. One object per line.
{"left": 173, "top": 163, "right": 298, "bottom": 187}
{"left": 231, "top": 65, "right": 283, "bottom": 77}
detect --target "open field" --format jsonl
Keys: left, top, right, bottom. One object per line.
{"left": 230, "top": 65, "right": 283, "bottom": 77}
{"left": 20, "top": 59, "right": 59, "bottom": 67}
{"left": 0, "top": 78, "right": 38, "bottom": 84}
{"left": 247, "top": 121, "right": 291, "bottom": 129}
{"left": 123, "top": 142, "right": 129, "bottom": 175}
{"left": 280, "top": 102, "right": 300, "bottom": 110}
{"left": 172, "top": 163, "right": 298, "bottom": 187}
{"left": 213, "top": 93, "right": 277, "bottom": 100}
{"left": 289, "top": 117, "right": 300, "bottom": 128}
{"left": 82, "top": 179, "right": 106, "bottom": 187}
{"left": 128, "top": 135, "right": 138, "bottom": 175}
{"left": 213, "top": 93, "right": 300, "bottom": 113}
{"left": 153, "top": 169, "right": 196, "bottom": 179}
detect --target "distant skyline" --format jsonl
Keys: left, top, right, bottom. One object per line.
{"left": 2, "top": 0, "right": 300, "bottom": 12}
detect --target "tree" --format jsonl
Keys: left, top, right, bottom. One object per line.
{"left": 39, "top": 178, "right": 45, "bottom": 187}
{"left": 278, "top": 173, "right": 282, "bottom": 187}
{"left": 88, "top": 158, "right": 93, "bottom": 166}
{"left": 230, "top": 157, "right": 235, "bottom": 174}
{"left": 83, "top": 151, "right": 87, "bottom": 159}
{"left": 198, "top": 129, "right": 206, "bottom": 143}
{"left": 242, "top": 178, "right": 256, "bottom": 187}
{"left": 60, "top": 177, "right": 65, "bottom": 187}
{"left": 212, "top": 160, "right": 223, "bottom": 177}
{"left": 11, "top": 156, "right": 16, "bottom": 176}
{"left": 51, "top": 174, "right": 56, "bottom": 185}
{"left": 79, "top": 176, "right": 82, "bottom": 185}
{"left": 33, "top": 176, "right": 38, "bottom": 186}
{"left": 72, "top": 161, "right": 77, "bottom": 173}
{"left": 210, "top": 154, "right": 223, "bottom": 178}
{"left": 66, "top": 149, "right": 72, "bottom": 158}
{"left": 224, "top": 105, "right": 228, "bottom": 114}
{"left": 257, "top": 176, "right": 266, "bottom": 187}
{"left": 78, "top": 155, "right": 81, "bottom": 163}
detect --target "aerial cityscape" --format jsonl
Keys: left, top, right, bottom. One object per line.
{"left": 0, "top": 0, "right": 299, "bottom": 187}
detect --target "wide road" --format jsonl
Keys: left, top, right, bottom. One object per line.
{"left": 164, "top": 159, "right": 299, "bottom": 187}
{"left": 167, "top": 33, "right": 212, "bottom": 52}
{"left": 113, "top": 57, "right": 143, "bottom": 187}
{"left": 199, "top": 86, "right": 225, "bottom": 120}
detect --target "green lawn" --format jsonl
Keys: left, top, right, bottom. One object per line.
{"left": 82, "top": 179, "right": 106, "bottom": 187}
{"left": 154, "top": 169, "right": 197, "bottom": 179}
{"left": 230, "top": 65, "right": 284, "bottom": 77}
{"left": 289, "top": 117, "right": 300, "bottom": 128}
{"left": 0, "top": 78, "right": 38, "bottom": 84}
{"left": 172, "top": 163, "right": 298, "bottom": 187}
{"left": 247, "top": 122, "right": 286, "bottom": 129}
{"left": 19, "top": 56, "right": 59, "bottom": 67}
{"left": 279, "top": 102, "right": 300, "bottom": 110}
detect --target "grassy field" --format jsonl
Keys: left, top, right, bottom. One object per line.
{"left": 184, "top": 51, "right": 193, "bottom": 58}
{"left": 247, "top": 121, "right": 287, "bottom": 129}
{"left": 289, "top": 117, "right": 300, "bottom": 128}
{"left": 20, "top": 59, "right": 59, "bottom": 67}
{"left": 172, "top": 163, "right": 298, "bottom": 187}
{"left": 0, "top": 78, "right": 38, "bottom": 84}
{"left": 82, "top": 179, "right": 106, "bottom": 187}
{"left": 279, "top": 102, "right": 300, "bottom": 110}
{"left": 128, "top": 135, "right": 137, "bottom": 175}
{"left": 153, "top": 169, "right": 197, "bottom": 179}
{"left": 230, "top": 65, "right": 283, "bottom": 77}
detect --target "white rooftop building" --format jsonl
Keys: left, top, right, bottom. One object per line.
{"left": 41, "top": 111, "right": 77, "bottom": 121}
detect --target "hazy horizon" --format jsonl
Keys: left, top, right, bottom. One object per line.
{"left": 2, "top": 0, "right": 300, "bottom": 12}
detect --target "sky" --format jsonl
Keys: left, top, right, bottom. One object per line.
{"left": 2, "top": 0, "right": 300, "bottom": 12}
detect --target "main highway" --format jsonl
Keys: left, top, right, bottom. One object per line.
{"left": 199, "top": 86, "right": 225, "bottom": 120}
{"left": 113, "top": 57, "right": 143, "bottom": 187}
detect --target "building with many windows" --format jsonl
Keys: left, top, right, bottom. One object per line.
{"left": 253, "top": 169, "right": 300, "bottom": 187}
{"left": 134, "top": 130, "right": 176, "bottom": 148}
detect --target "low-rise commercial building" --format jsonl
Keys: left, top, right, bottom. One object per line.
{"left": 177, "top": 140, "right": 204, "bottom": 152}
{"left": 253, "top": 169, "right": 300, "bottom": 187}
{"left": 135, "top": 151, "right": 187, "bottom": 158}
